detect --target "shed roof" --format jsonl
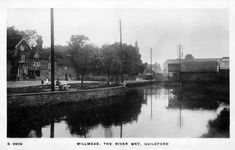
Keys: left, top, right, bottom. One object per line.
{"left": 166, "top": 58, "right": 220, "bottom": 64}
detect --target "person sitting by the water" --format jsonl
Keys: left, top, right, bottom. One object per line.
{"left": 56, "top": 78, "right": 63, "bottom": 90}
{"left": 119, "top": 81, "right": 126, "bottom": 87}
{"left": 123, "top": 80, "right": 126, "bottom": 87}
{"left": 41, "top": 79, "right": 44, "bottom": 85}
{"left": 45, "top": 77, "right": 49, "bottom": 85}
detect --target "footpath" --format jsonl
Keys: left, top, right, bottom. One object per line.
{"left": 7, "top": 80, "right": 102, "bottom": 88}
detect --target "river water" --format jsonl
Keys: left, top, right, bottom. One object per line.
{"left": 8, "top": 84, "right": 225, "bottom": 138}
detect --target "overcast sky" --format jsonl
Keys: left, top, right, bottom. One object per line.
{"left": 7, "top": 8, "right": 229, "bottom": 63}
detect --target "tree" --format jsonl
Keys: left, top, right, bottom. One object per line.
{"left": 185, "top": 54, "right": 194, "bottom": 60}
{"left": 7, "top": 26, "right": 43, "bottom": 47}
{"left": 20, "top": 30, "right": 42, "bottom": 47}
{"left": 162, "top": 62, "right": 168, "bottom": 73}
{"left": 7, "top": 26, "right": 22, "bottom": 40}
{"left": 68, "top": 35, "right": 89, "bottom": 50}
{"left": 68, "top": 35, "right": 102, "bottom": 88}
{"left": 100, "top": 44, "right": 121, "bottom": 82}
{"left": 152, "top": 62, "right": 162, "bottom": 73}
{"left": 100, "top": 43, "right": 145, "bottom": 82}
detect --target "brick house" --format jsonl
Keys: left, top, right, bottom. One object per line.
{"left": 7, "top": 37, "right": 31, "bottom": 80}
{"left": 7, "top": 37, "right": 77, "bottom": 81}
{"left": 29, "top": 49, "right": 77, "bottom": 80}
{"left": 55, "top": 58, "right": 77, "bottom": 80}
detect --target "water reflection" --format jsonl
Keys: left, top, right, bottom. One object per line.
{"left": 8, "top": 83, "right": 228, "bottom": 138}
{"left": 167, "top": 82, "right": 224, "bottom": 110}
{"left": 8, "top": 89, "right": 144, "bottom": 138}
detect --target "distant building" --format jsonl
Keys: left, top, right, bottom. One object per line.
{"left": 7, "top": 37, "right": 77, "bottom": 81}
{"left": 165, "top": 57, "right": 229, "bottom": 81}
{"left": 219, "top": 57, "right": 229, "bottom": 70}
{"left": 218, "top": 57, "right": 229, "bottom": 80}
{"left": 55, "top": 58, "right": 77, "bottom": 80}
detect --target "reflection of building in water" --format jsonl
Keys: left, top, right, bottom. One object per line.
{"left": 167, "top": 87, "right": 183, "bottom": 128}
{"left": 167, "top": 83, "right": 219, "bottom": 110}
{"left": 143, "top": 89, "right": 148, "bottom": 104}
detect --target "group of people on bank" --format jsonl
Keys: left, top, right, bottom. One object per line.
{"left": 41, "top": 77, "right": 69, "bottom": 91}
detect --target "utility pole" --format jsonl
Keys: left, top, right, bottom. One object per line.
{"left": 178, "top": 44, "right": 182, "bottom": 81}
{"left": 119, "top": 19, "right": 124, "bottom": 83}
{"left": 50, "top": 8, "right": 55, "bottom": 92}
{"left": 150, "top": 47, "right": 153, "bottom": 79}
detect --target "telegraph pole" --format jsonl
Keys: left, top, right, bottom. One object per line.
{"left": 150, "top": 47, "right": 153, "bottom": 79}
{"left": 178, "top": 44, "right": 182, "bottom": 81}
{"left": 50, "top": 8, "right": 55, "bottom": 91}
{"left": 119, "top": 19, "right": 124, "bottom": 83}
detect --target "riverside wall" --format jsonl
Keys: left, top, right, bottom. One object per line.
{"left": 7, "top": 80, "right": 181, "bottom": 108}
{"left": 8, "top": 86, "right": 128, "bottom": 108}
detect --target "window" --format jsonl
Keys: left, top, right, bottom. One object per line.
{"left": 20, "top": 45, "right": 25, "bottom": 51}
{"left": 20, "top": 54, "right": 25, "bottom": 63}
{"left": 48, "top": 63, "right": 51, "bottom": 69}
{"left": 33, "top": 62, "right": 41, "bottom": 67}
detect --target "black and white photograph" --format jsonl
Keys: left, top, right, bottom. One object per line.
{"left": 1, "top": 0, "right": 235, "bottom": 149}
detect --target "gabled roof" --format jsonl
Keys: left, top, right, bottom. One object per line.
{"left": 7, "top": 37, "right": 31, "bottom": 50}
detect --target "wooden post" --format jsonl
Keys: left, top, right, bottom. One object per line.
{"left": 50, "top": 8, "right": 55, "bottom": 92}
{"left": 119, "top": 19, "right": 124, "bottom": 83}
{"left": 150, "top": 47, "right": 152, "bottom": 79}
{"left": 178, "top": 44, "right": 181, "bottom": 82}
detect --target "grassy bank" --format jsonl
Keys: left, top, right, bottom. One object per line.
{"left": 7, "top": 82, "right": 119, "bottom": 95}
{"left": 202, "top": 108, "right": 229, "bottom": 138}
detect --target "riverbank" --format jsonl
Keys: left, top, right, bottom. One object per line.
{"left": 202, "top": 107, "right": 229, "bottom": 138}
{"left": 7, "top": 80, "right": 163, "bottom": 95}
{"left": 8, "top": 86, "right": 128, "bottom": 108}
{"left": 7, "top": 80, "right": 161, "bottom": 108}
{"left": 7, "top": 81, "right": 108, "bottom": 95}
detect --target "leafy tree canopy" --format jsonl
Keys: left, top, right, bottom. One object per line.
{"left": 185, "top": 54, "right": 194, "bottom": 60}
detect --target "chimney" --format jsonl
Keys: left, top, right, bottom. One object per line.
{"left": 36, "top": 36, "right": 43, "bottom": 51}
